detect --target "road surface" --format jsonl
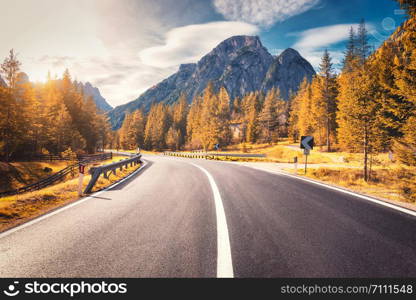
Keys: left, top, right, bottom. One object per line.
{"left": 0, "top": 154, "right": 415, "bottom": 278}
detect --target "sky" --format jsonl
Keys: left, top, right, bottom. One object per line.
{"left": 0, "top": 0, "right": 407, "bottom": 107}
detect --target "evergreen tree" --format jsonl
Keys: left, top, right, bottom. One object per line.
{"left": 343, "top": 27, "right": 358, "bottom": 72}
{"left": 357, "top": 19, "right": 371, "bottom": 65}
{"left": 0, "top": 50, "right": 22, "bottom": 161}
{"left": 337, "top": 63, "right": 383, "bottom": 181}
{"left": 172, "top": 95, "right": 188, "bottom": 149}
{"left": 217, "top": 87, "right": 232, "bottom": 146}
{"left": 288, "top": 78, "right": 309, "bottom": 142}
{"left": 297, "top": 81, "right": 314, "bottom": 137}
{"left": 259, "top": 88, "right": 279, "bottom": 143}
{"left": 311, "top": 50, "right": 339, "bottom": 151}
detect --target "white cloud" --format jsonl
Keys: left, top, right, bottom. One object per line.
{"left": 292, "top": 24, "right": 360, "bottom": 50}
{"left": 290, "top": 23, "right": 375, "bottom": 70}
{"left": 138, "top": 21, "right": 259, "bottom": 68}
{"left": 212, "top": 0, "right": 320, "bottom": 28}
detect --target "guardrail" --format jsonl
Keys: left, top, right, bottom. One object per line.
{"left": 0, "top": 153, "right": 113, "bottom": 198}
{"left": 84, "top": 154, "right": 142, "bottom": 194}
{"left": 163, "top": 152, "right": 266, "bottom": 159}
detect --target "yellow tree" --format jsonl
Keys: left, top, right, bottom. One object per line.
{"left": 172, "top": 95, "right": 188, "bottom": 149}
{"left": 297, "top": 80, "right": 314, "bottom": 137}
{"left": 217, "top": 87, "right": 232, "bottom": 146}
{"left": 310, "top": 50, "right": 339, "bottom": 151}
{"left": 288, "top": 78, "right": 309, "bottom": 142}
{"left": 0, "top": 49, "right": 22, "bottom": 161}
{"left": 337, "top": 64, "right": 383, "bottom": 181}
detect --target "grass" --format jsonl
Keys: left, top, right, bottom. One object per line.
{"left": 0, "top": 160, "right": 71, "bottom": 192}
{"left": 214, "top": 142, "right": 416, "bottom": 205}
{"left": 285, "top": 166, "right": 416, "bottom": 205}
{"left": 0, "top": 155, "right": 141, "bottom": 233}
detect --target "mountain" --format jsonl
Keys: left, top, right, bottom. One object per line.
{"left": 76, "top": 81, "right": 113, "bottom": 112}
{"left": 108, "top": 35, "right": 315, "bottom": 129}
{"left": 262, "top": 48, "right": 316, "bottom": 99}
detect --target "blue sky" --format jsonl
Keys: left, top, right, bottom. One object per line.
{"left": 1, "top": 0, "right": 406, "bottom": 106}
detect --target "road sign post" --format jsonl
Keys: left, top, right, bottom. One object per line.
{"left": 78, "top": 164, "right": 86, "bottom": 196}
{"left": 300, "top": 136, "right": 314, "bottom": 175}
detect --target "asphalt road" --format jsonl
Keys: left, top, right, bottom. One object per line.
{"left": 0, "top": 154, "right": 415, "bottom": 278}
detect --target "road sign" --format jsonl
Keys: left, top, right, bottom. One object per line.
{"left": 301, "top": 136, "right": 314, "bottom": 150}
{"left": 300, "top": 136, "right": 313, "bottom": 175}
{"left": 214, "top": 144, "right": 220, "bottom": 150}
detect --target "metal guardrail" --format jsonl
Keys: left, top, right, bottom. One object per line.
{"left": 84, "top": 154, "right": 142, "bottom": 194}
{"left": 163, "top": 152, "right": 266, "bottom": 159}
{"left": 0, "top": 153, "right": 113, "bottom": 198}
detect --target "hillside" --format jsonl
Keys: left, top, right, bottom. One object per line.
{"left": 108, "top": 35, "right": 315, "bottom": 129}
{"left": 75, "top": 81, "right": 113, "bottom": 112}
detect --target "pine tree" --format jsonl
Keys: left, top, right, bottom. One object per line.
{"left": 337, "top": 63, "right": 383, "bottom": 181}
{"left": 259, "top": 88, "right": 279, "bottom": 143}
{"left": 199, "top": 82, "right": 220, "bottom": 151}
{"left": 217, "top": 87, "right": 232, "bottom": 146}
{"left": 242, "top": 92, "right": 260, "bottom": 143}
{"left": 343, "top": 27, "right": 358, "bottom": 72}
{"left": 166, "top": 126, "right": 181, "bottom": 150}
{"left": 172, "top": 95, "right": 188, "bottom": 149}
{"left": 392, "top": 13, "right": 416, "bottom": 166}
{"left": 372, "top": 41, "right": 413, "bottom": 143}
{"left": 357, "top": 19, "right": 371, "bottom": 65}
{"left": 297, "top": 81, "right": 314, "bottom": 137}
{"left": 144, "top": 103, "right": 170, "bottom": 150}
{"left": 186, "top": 95, "right": 203, "bottom": 149}
{"left": 0, "top": 50, "right": 22, "bottom": 161}
{"left": 311, "top": 50, "right": 339, "bottom": 151}
{"left": 288, "top": 78, "right": 309, "bottom": 142}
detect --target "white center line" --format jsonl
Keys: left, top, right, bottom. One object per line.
{"left": 190, "top": 163, "right": 234, "bottom": 278}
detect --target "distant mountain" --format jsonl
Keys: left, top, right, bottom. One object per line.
{"left": 76, "top": 81, "right": 113, "bottom": 112}
{"left": 108, "top": 35, "right": 315, "bottom": 129}
{"left": 262, "top": 48, "right": 316, "bottom": 99}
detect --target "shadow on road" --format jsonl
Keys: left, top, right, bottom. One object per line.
{"left": 89, "top": 196, "right": 112, "bottom": 200}
{"left": 108, "top": 160, "right": 153, "bottom": 191}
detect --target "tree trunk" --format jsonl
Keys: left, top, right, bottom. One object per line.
{"left": 364, "top": 127, "right": 369, "bottom": 182}
{"left": 327, "top": 117, "right": 331, "bottom": 152}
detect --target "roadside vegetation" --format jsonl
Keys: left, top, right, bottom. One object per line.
{"left": 0, "top": 156, "right": 141, "bottom": 232}
{"left": 283, "top": 165, "right": 416, "bottom": 209}
{"left": 0, "top": 160, "right": 72, "bottom": 192}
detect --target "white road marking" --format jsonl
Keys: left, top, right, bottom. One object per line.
{"left": 245, "top": 166, "right": 416, "bottom": 218}
{"left": 0, "top": 161, "right": 148, "bottom": 240}
{"left": 190, "top": 163, "right": 234, "bottom": 278}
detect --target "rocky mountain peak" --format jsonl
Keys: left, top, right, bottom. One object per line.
{"left": 278, "top": 48, "right": 303, "bottom": 62}
{"left": 77, "top": 81, "right": 113, "bottom": 112}
{"left": 107, "top": 35, "right": 316, "bottom": 129}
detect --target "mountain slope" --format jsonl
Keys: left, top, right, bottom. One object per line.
{"left": 76, "top": 81, "right": 113, "bottom": 112}
{"left": 108, "top": 35, "right": 315, "bottom": 129}
{"left": 262, "top": 48, "right": 316, "bottom": 99}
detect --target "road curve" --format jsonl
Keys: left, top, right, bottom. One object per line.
{"left": 0, "top": 154, "right": 415, "bottom": 278}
